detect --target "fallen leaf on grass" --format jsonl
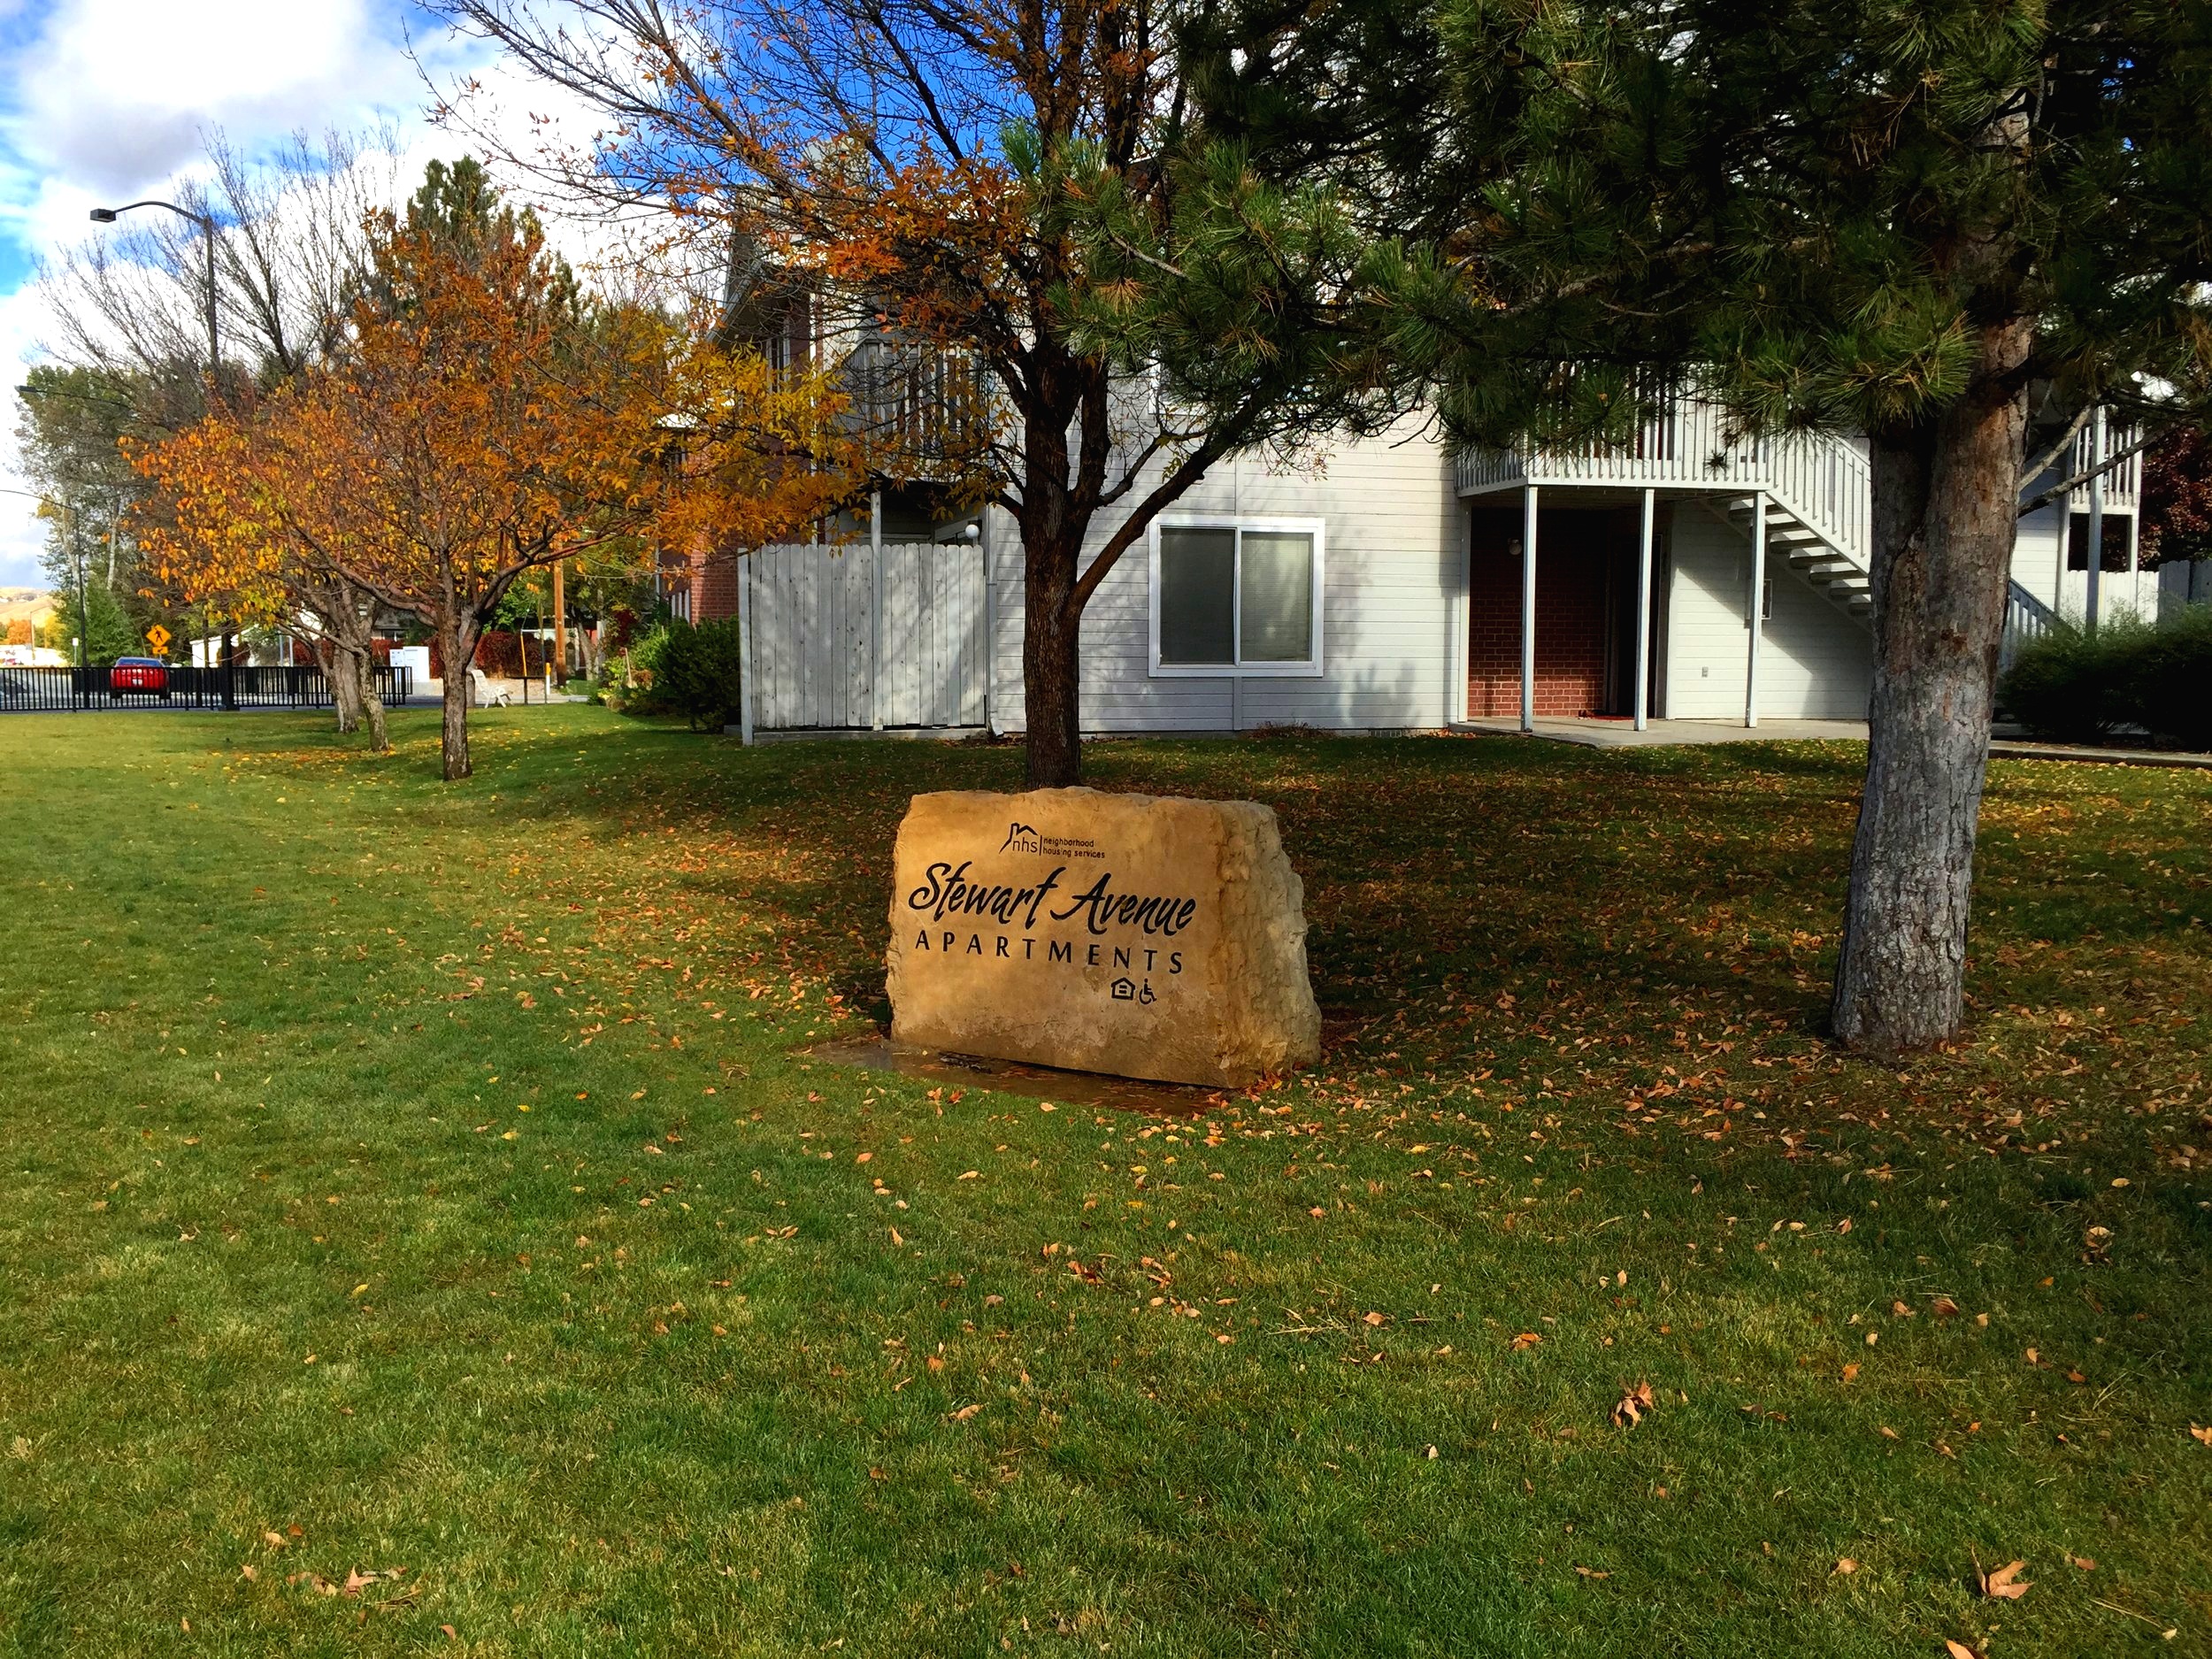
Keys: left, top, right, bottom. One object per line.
{"left": 1573, "top": 1565, "right": 1609, "bottom": 1578}
{"left": 1840, "top": 1363, "right": 1860, "bottom": 1384}
{"left": 949, "top": 1402, "right": 983, "bottom": 1422}
{"left": 1510, "top": 1332, "right": 1542, "bottom": 1352}
{"left": 1946, "top": 1641, "right": 1986, "bottom": 1659}
{"left": 1363, "top": 1311, "right": 1387, "bottom": 1327}
{"left": 1930, "top": 1296, "right": 1961, "bottom": 1318}
{"left": 1611, "top": 1380, "right": 1655, "bottom": 1429}
{"left": 2189, "top": 1424, "right": 2212, "bottom": 1446}
{"left": 2068, "top": 1555, "right": 2097, "bottom": 1571}
{"left": 1978, "top": 1559, "right": 2031, "bottom": 1601}
{"left": 1833, "top": 1558, "right": 1857, "bottom": 1575}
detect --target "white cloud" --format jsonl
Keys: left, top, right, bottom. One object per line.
{"left": 8, "top": 0, "right": 413, "bottom": 193}
{"left": 0, "top": 1, "right": 666, "bottom": 588}
{"left": 0, "top": 0, "right": 472, "bottom": 585}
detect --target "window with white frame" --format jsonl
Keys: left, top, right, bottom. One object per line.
{"left": 1150, "top": 518, "right": 1324, "bottom": 674}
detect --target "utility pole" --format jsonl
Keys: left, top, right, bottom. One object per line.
{"left": 72, "top": 504, "right": 89, "bottom": 708}
{"left": 551, "top": 559, "right": 566, "bottom": 689}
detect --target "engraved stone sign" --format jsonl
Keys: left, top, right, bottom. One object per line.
{"left": 885, "top": 787, "right": 1322, "bottom": 1087}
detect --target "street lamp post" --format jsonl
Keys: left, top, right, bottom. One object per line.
{"left": 88, "top": 199, "right": 219, "bottom": 380}
{"left": 89, "top": 198, "right": 228, "bottom": 706}
{"left": 72, "top": 506, "right": 90, "bottom": 707}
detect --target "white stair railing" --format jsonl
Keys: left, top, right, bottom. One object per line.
{"left": 1455, "top": 400, "right": 1872, "bottom": 572}
{"left": 1765, "top": 431, "right": 1871, "bottom": 569}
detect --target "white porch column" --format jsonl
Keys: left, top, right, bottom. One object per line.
{"left": 2085, "top": 407, "right": 2106, "bottom": 632}
{"left": 981, "top": 507, "right": 998, "bottom": 735}
{"left": 1634, "top": 488, "right": 1655, "bottom": 732}
{"left": 736, "top": 550, "right": 756, "bottom": 746}
{"left": 1745, "top": 491, "right": 1767, "bottom": 728}
{"left": 1519, "top": 485, "right": 1540, "bottom": 733}
{"left": 1449, "top": 509, "right": 1472, "bottom": 726}
{"left": 869, "top": 488, "right": 885, "bottom": 730}
{"left": 2127, "top": 510, "right": 2142, "bottom": 618}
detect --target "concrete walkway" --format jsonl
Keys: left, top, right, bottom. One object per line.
{"left": 1989, "top": 738, "right": 2212, "bottom": 770}
{"left": 1455, "top": 716, "right": 1870, "bottom": 749}
{"left": 1458, "top": 716, "right": 2212, "bottom": 767}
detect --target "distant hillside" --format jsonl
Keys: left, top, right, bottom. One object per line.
{"left": 0, "top": 589, "right": 58, "bottom": 625}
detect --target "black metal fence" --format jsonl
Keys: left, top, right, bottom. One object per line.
{"left": 0, "top": 664, "right": 414, "bottom": 714}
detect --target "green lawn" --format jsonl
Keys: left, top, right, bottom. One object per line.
{"left": 1, "top": 706, "right": 2207, "bottom": 1659}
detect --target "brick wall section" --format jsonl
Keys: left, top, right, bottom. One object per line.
{"left": 1467, "top": 507, "right": 1626, "bottom": 718}
{"left": 666, "top": 535, "right": 743, "bottom": 623}
{"left": 692, "top": 544, "right": 741, "bottom": 622}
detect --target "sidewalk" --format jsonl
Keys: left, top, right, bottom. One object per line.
{"left": 1457, "top": 714, "right": 2212, "bottom": 768}
{"left": 1455, "top": 716, "right": 1870, "bottom": 749}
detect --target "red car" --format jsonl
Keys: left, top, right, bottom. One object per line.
{"left": 110, "top": 656, "right": 170, "bottom": 698}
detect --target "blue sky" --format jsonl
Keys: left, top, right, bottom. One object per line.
{"left": 0, "top": 0, "right": 517, "bottom": 588}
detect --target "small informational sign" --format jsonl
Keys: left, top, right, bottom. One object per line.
{"left": 144, "top": 624, "right": 172, "bottom": 655}
{"left": 885, "top": 787, "right": 1320, "bottom": 1087}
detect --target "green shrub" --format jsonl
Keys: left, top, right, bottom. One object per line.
{"left": 2000, "top": 606, "right": 2212, "bottom": 749}
{"left": 1998, "top": 621, "right": 2135, "bottom": 742}
{"left": 625, "top": 618, "right": 743, "bottom": 730}
{"left": 2125, "top": 602, "right": 2212, "bottom": 749}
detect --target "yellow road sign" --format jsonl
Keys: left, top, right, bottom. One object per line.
{"left": 145, "top": 624, "right": 172, "bottom": 654}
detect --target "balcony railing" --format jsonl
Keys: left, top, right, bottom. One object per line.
{"left": 1455, "top": 397, "right": 1872, "bottom": 565}
{"left": 2067, "top": 420, "right": 2139, "bottom": 514}
{"left": 1456, "top": 397, "right": 2137, "bottom": 568}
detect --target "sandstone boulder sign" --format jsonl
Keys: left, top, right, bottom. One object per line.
{"left": 885, "top": 787, "right": 1321, "bottom": 1087}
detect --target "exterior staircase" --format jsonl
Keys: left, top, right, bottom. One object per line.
{"left": 1453, "top": 396, "right": 2123, "bottom": 660}
{"left": 1724, "top": 495, "right": 1874, "bottom": 622}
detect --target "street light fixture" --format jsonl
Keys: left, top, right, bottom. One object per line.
{"left": 88, "top": 198, "right": 234, "bottom": 707}
{"left": 88, "top": 199, "right": 219, "bottom": 388}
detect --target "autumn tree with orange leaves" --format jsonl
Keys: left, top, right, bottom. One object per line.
{"left": 137, "top": 160, "right": 857, "bottom": 780}
{"left": 134, "top": 412, "right": 398, "bottom": 749}
{"left": 437, "top": 0, "right": 1395, "bottom": 785}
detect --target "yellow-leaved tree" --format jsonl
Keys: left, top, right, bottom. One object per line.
{"left": 137, "top": 159, "right": 858, "bottom": 779}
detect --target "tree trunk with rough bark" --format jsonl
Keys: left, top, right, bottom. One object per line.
{"left": 437, "top": 617, "right": 480, "bottom": 781}
{"left": 1022, "top": 533, "right": 1084, "bottom": 787}
{"left": 1831, "top": 322, "right": 2030, "bottom": 1055}
{"left": 357, "top": 651, "right": 389, "bottom": 754}
{"left": 328, "top": 638, "right": 363, "bottom": 733}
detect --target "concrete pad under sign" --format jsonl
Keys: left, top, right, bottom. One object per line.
{"left": 885, "top": 787, "right": 1321, "bottom": 1088}
{"left": 806, "top": 1035, "right": 1217, "bottom": 1118}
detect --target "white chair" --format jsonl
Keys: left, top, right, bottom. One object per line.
{"left": 468, "top": 666, "right": 512, "bottom": 708}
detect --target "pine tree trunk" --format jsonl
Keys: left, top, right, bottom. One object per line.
{"left": 1022, "top": 536, "right": 1083, "bottom": 787}
{"left": 1831, "top": 332, "right": 2029, "bottom": 1054}
{"left": 437, "top": 618, "right": 477, "bottom": 781}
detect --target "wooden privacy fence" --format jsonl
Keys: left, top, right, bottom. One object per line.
{"left": 740, "top": 541, "right": 990, "bottom": 735}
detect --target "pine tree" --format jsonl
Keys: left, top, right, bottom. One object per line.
{"left": 1183, "top": 0, "right": 2212, "bottom": 1052}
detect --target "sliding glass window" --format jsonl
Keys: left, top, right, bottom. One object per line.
{"left": 1152, "top": 519, "right": 1323, "bottom": 674}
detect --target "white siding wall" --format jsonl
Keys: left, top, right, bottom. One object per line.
{"left": 2012, "top": 487, "right": 2153, "bottom": 625}
{"left": 988, "top": 413, "right": 1461, "bottom": 733}
{"left": 1664, "top": 503, "right": 1872, "bottom": 721}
